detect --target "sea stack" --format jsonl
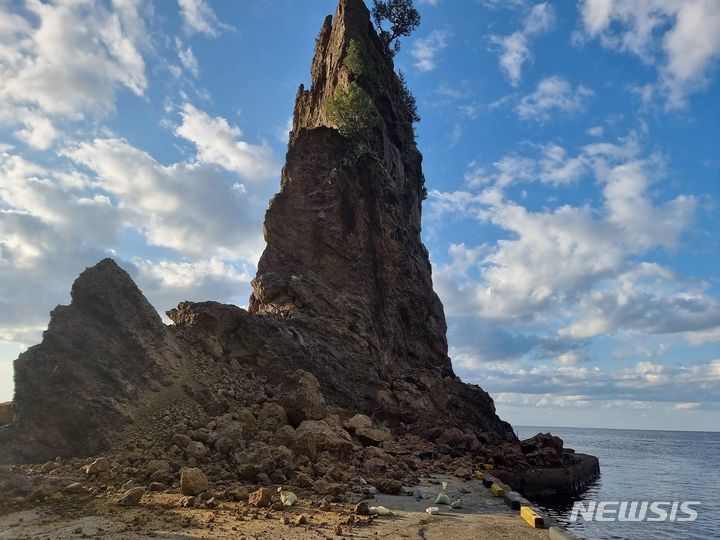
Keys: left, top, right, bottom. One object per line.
{"left": 0, "top": 0, "right": 598, "bottom": 499}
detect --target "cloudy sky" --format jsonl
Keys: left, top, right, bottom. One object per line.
{"left": 1, "top": 0, "right": 718, "bottom": 431}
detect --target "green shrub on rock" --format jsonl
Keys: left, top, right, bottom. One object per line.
{"left": 344, "top": 39, "right": 366, "bottom": 78}
{"left": 326, "top": 81, "right": 379, "bottom": 140}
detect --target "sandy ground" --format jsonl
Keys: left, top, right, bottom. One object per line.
{"left": 0, "top": 476, "right": 547, "bottom": 539}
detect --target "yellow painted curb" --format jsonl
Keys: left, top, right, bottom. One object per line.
{"left": 521, "top": 506, "right": 545, "bottom": 528}
{"left": 490, "top": 483, "right": 504, "bottom": 497}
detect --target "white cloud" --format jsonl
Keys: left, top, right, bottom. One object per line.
{"left": 132, "top": 257, "right": 252, "bottom": 313}
{"left": 0, "top": 150, "right": 122, "bottom": 345}
{"left": 66, "top": 137, "right": 268, "bottom": 260}
{"left": 175, "top": 103, "right": 278, "bottom": 181}
{"left": 458, "top": 103, "right": 480, "bottom": 119}
{"left": 457, "top": 358, "right": 720, "bottom": 410}
{"left": 673, "top": 402, "right": 701, "bottom": 410}
{"left": 176, "top": 39, "right": 199, "bottom": 77}
{"left": 489, "top": 3, "right": 555, "bottom": 86}
{"left": 577, "top": 0, "right": 720, "bottom": 107}
{"left": 0, "top": 0, "right": 148, "bottom": 148}
{"left": 0, "top": 93, "right": 280, "bottom": 351}
{"left": 464, "top": 143, "right": 588, "bottom": 189}
{"left": 538, "top": 144, "right": 587, "bottom": 185}
{"left": 177, "top": 0, "right": 226, "bottom": 37}
{"left": 449, "top": 124, "right": 463, "bottom": 146}
{"left": 432, "top": 125, "right": 719, "bottom": 414}
{"left": 411, "top": 30, "right": 450, "bottom": 72}
{"left": 556, "top": 351, "right": 583, "bottom": 367}
{"left": 11, "top": 110, "right": 59, "bottom": 151}
{"left": 562, "top": 264, "right": 720, "bottom": 339}
{"left": 480, "top": 0, "right": 528, "bottom": 8}
{"left": 429, "top": 133, "right": 711, "bottom": 342}
{"left": 516, "top": 76, "right": 594, "bottom": 121}
{"left": 684, "top": 327, "right": 720, "bottom": 345}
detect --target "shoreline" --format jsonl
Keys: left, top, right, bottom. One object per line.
{"left": 0, "top": 473, "right": 553, "bottom": 540}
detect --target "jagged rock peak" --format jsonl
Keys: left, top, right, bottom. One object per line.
{"left": 291, "top": 0, "right": 415, "bottom": 148}
{"left": 69, "top": 258, "right": 161, "bottom": 325}
{"left": 71, "top": 258, "right": 136, "bottom": 300}
{"left": 5, "top": 258, "right": 183, "bottom": 461}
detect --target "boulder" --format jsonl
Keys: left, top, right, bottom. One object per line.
{"left": 64, "top": 482, "right": 86, "bottom": 494}
{"left": 180, "top": 468, "right": 209, "bottom": 496}
{"left": 355, "top": 427, "right": 391, "bottom": 446}
{"left": 236, "top": 463, "right": 258, "bottom": 481}
{"left": 354, "top": 500, "right": 370, "bottom": 515}
{"left": 294, "top": 420, "right": 354, "bottom": 459}
{"left": 185, "top": 441, "right": 207, "bottom": 459}
{"left": 343, "top": 414, "right": 372, "bottom": 432}
{"left": 454, "top": 466, "right": 473, "bottom": 479}
{"left": 257, "top": 402, "right": 289, "bottom": 432}
{"left": 84, "top": 457, "right": 110, "bottom": 477}
{"left": 375, "top": 479, "right": 403, "bottom": 495}
{"left": 172, "top": 434, "right": 191, "bottom": 449}
{"left": 249, "top": 487, "right": 273, "bottom": 507}
{"left": 224, "top": 483, "right": 249, "bottom": 502}
{"left": 492, "top": 443, "right": 524, "bottom": 467}
{"left": 235, "top": 408, "right": 258, "bottom": 438}
{"left": 436, "top": 428, "right": 467, "bottom": 448}
{"left": 118, "top": 487, "right": 145, "bottom": 506}
{"left": 279, "top": 370, "right": 327, "bottom": 426}
{"left": 0, "top": 465, "right": 33, "bottom": 500}
{"left": 214, "top": 415, "right": 245, "bottom": 453}
{"left": 235, "top": 443, "right": 294, "bottom": 476}
{"left": 274, "top": 425, "right": 297, "bottom": 448}
{"left": 146, "top": 460, "right": 170, "bottom": 475}
{"left": 521, "top": 433, "right": 564, "bottom": 455}
{"left": 527, "top": 447, "right": 564, "bottom": 468}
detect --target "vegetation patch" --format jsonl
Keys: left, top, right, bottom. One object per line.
{"left": 326, "top": 82, "right": 380, "bottom": 140}
{"left": 344, "top": 39, "right": 366, "bottom": 78}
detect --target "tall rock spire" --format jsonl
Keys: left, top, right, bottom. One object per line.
{"left": 250, "top": 0, "right": 451, "bottom": 381}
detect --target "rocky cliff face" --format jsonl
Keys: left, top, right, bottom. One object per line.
{"left": 0, "top": 0, "right": 598, "bottom": 500}
{"left": 248, "top": 0, "right": 511, "bottom": 435}
{"left": 251, "top": 0, "right": 448, "bottom": 377}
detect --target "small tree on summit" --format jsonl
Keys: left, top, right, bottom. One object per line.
{"left": 371, "top": 0, "right": 421, "bottom": 57}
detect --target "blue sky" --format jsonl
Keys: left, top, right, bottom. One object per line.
{"left": 0, "top": 0, "right": 718, "bottom": 431}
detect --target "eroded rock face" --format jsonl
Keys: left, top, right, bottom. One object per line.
{"left": 250, "top": 0, "right": 452, "bottom": 379}
{"left": 2, "top": 259, "right": 186, "bottom": 461}
{"left": 243, "top": 0, "right": 513, "bottom": 438}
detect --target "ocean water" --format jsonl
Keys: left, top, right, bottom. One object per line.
{"left": 516, "top": 426, "right": 720, "bottom": 540}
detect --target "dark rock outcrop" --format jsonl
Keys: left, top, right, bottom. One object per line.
{"left": 0, "top": 0, "right": 598, "bottom": 500}
{"left": 246, "top": 0, "right": 512, "bottom": 438}
{"left": 2, "top": 259, "right": 187, "bottom": 461}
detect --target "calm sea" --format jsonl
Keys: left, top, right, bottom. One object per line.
{"left": 516, "top": 426, "right": 720, "bottom": 540}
